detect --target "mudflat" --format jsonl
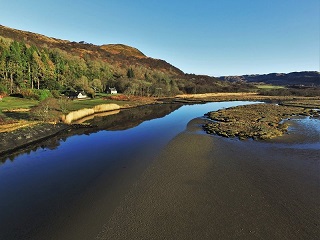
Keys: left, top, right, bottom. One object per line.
{"left": 97, "top": 117, "right": 320, "bottom": 240}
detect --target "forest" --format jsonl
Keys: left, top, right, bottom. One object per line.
{"left": 0, "top": 35, "right": 255, "bottom": 100}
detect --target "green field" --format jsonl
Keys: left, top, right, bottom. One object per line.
{"left": 256, "top": 84, "right": 285, "bottom": 90}
{"left": 0, "top": 97, "right": 38, "bottom": 115}
{"left": 67, "top": 98, "right": 125, "bottom": 111}
{"left": 0, "top": 95, "right": 121, "bottom": 112}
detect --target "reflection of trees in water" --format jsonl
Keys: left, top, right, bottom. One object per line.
{"left": 1, "top": 135, "right": 64, "bottom": 163}
{"left": 1, "top": 104, "right": 182, "bottom": 163}
{"left": 89, "top": 103, "right": 182, "bottom": 130}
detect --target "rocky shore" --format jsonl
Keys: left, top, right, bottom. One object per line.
{"left": 0, "top": 123, "right": 70, "bottom": 157}
{"left": 203, "top": 103, "right": 319, "bottom": 140}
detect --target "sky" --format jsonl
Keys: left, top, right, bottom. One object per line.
{"left": 0, "top": 0, "right": 319, "bottom": 76}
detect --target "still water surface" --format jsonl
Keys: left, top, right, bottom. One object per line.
{"left": 3, "top": 100, "right": 310, "bottom": 239}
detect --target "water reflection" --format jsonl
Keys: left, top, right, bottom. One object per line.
{"left": 273, "top": 116, "right": 320, "bottom": 149}
{"left": 0, "top": 101, "right": 261, "bottom": 240}
{"left": 0, "top": 103, "right": 182, "bottom": 163}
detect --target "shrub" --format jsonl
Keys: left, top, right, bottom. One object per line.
{"left": 30, "top": 98, "right": 60, "bottom": 121}
{"left": 36, "top": 89, "right": 53, "bottom": 101}
{"left": 20, "top": 89, "right": 36, "bottom": 99}
{"left": 51, "top": 90, "right": 61, "bottom": 98}
{"left": 57, "top": 97, "right": 70, "bottom": 114}
{"left": 20, "top": 89, "right": 53, "bottom": 100}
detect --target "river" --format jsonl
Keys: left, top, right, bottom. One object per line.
{"left": 0, "top": 101, "right": 319, "bottom": 239}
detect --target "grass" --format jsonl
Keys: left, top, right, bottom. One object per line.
{"left": 67, "top": 98, "right": 126, "bottom": 111}
{"left": 0, "top": 94, "right": 149, "bottom": 116}
{"left": 67, "top": 94, "right": 152, "bottom": 111}
{"left": 0, "top": 97, "right": 38, "bottom": 115}
{"left": 255, "top": 84, "right": 285, "bottom": 90}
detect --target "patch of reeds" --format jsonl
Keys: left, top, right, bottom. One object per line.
{"left": 93, "top": 104, "right": 120, "bottom": 113}
{"left": 62, "top": 104, "right": 120, "bottom": 124}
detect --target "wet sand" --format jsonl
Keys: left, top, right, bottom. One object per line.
{"left": 96, "top": 118, "right": 320, "bottom": 240}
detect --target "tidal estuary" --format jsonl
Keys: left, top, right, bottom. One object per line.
{"left": 0, "top": 101, "right": 319, "bottom": 239}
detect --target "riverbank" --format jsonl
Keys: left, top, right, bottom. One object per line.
{"left": 0, "top": 123, "right": 70, "bottom": 157}
{"left": 96, "top": 117, "right": 320, "bottom": 239}
{"left": 1, "top": 101, "right": 319, "bottom": 239}
{"left": 0, "top": 98, "right": 156, "bottom": 156}
{"left": 0, "top": 103, "right": 182, "bottom": 159}
{"left": 1, "top": 95, "right": 319, "bottom": 158}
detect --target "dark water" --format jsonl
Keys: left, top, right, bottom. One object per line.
{"left": 0, "top": 101, "right": 260, "bottom": 240}
{"left": 1, "top": 101, "right": 319, "bottom": 239}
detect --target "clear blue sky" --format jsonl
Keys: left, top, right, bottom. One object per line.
{"left": 0, "top": 0, "right": 319, "bottom": 76}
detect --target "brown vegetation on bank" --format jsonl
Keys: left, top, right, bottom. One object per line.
{"left": 203, "top": 103, "right": 319, "bottom": 140}
{"left": 0, "top": 120, "right": 39, "bottom": 133}
{"left": 62, "top": 103, "right": 120, "bottom": 124}
{"left": 174, "top": 92, "right": 320, "bottom": 103}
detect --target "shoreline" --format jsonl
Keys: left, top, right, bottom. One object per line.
{"left": 0, "top": 102, "right": 181, "bottom": 159}
{"left": 96, "top": 117, "right": 320, "bottom": 239}
{"left": 0, "top": 123, "right": 70, "bottom": 158}
{"left": 0, "top": 95, "right": 319, "bottom": 159}
{"left": 1, "top": 103, "right": 319, "bottom": 239}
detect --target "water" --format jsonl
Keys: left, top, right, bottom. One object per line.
{"left": 0, "top": 101, "right": 283, "bottom": 239}
{"left": 276, "top": 116, "right": 320, "bottom": 149}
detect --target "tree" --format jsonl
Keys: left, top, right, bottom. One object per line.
{"left": 32, "top": 51, "right": 44, "bottom": 89}
{"left": 127, "top": 68, "right": 135, "bottom": 78}
{"left": 74, "top": 75, "right": 89, "bottom": 91}
{"left": 91, "top": 79, "right": 103, "bottom": 92}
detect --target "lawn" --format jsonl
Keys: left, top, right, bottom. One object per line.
{"left": 0, "top": 94, "right": 154, "bottom": 123}
{"left": 0, "top": 97, "right": 38, "bottom": 115}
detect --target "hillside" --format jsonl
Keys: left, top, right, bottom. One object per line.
{"left": 100, "top": 44, "right": 146, "bottom": 58}
{"left": 219, "top": 71, "right": 320, "bottom": 86}
{"left": 1, "top": 25, "right": 254, "bottom": 96}
{"left": 0, "top": 25, "right": 183, "bottom": 77}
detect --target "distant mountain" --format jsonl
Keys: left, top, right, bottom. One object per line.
{"left": 219, "top": 71, "right": 320, "bottom": 86}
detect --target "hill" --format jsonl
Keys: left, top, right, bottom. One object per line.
{"left": 219, "top": 71, "right": 320, "bottom": 86}
{"left": 0, "top": 25, "right": 183, "bottom": 77}
{"left": 0, "top": 25, "right": 254, "bottom": 96}
{"left": 100, "top": 44, "right": 146, "bottom": 58}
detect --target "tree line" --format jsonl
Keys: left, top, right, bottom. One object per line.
{"left": 0, "top": 37, "right": 189, "bottom": 98}
{"left": 0, "top": 37, "right": 115, "bottom": 96}
{"left": 0, "top": 36, "right": 255, "bottom": 99}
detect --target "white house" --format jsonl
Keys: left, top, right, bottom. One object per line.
{"left": 77, "top": 91, "right": 87, "bottom": 99}
{"left": 65, "top": 90, "right": 88, "bottom": 99}
{"left": 109, "top": 87, "right": 117, "bottom": 94}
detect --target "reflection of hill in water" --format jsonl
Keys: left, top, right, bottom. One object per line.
{"left": 88, "top": 104, "right": 182, "bottom": 130}
{"left": 1, "top": 104, "right": 182, "bottom": 163}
